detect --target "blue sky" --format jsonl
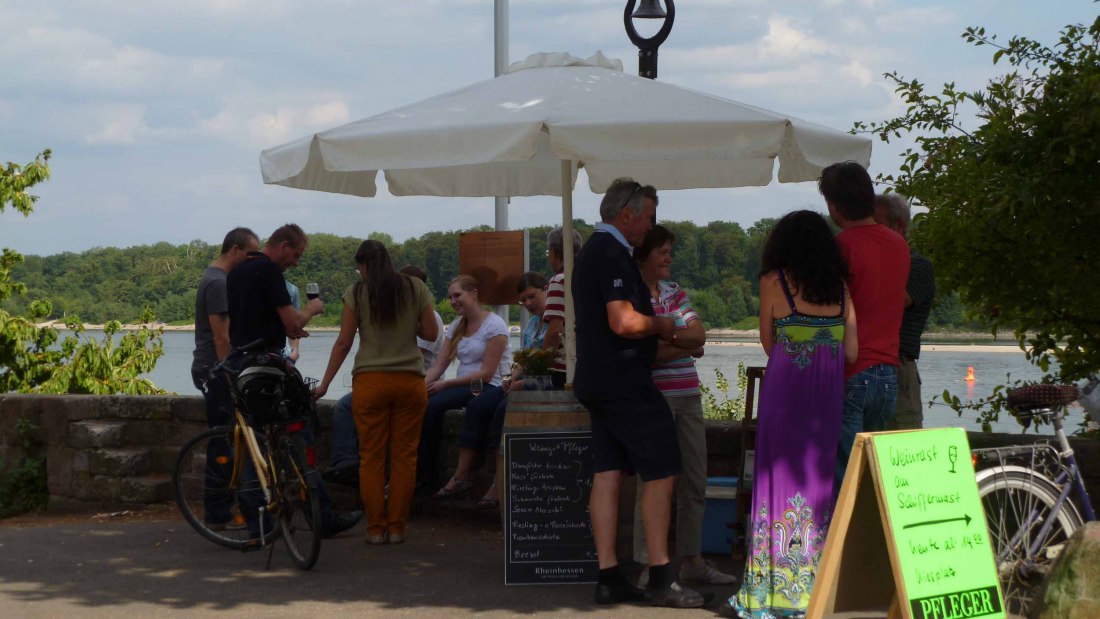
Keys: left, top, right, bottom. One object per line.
{"left": 1, "top": 0, "right": 1095, "bottom": 255}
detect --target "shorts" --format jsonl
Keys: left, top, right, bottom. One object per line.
{"left": 580, "top": 383, "right": 682, "bottom": 482}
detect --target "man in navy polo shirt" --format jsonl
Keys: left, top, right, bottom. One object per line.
{"left": 227, "top": 223, "right": 362, "bottom": 540}
{"left": 573, "top": 178, "right": 704, "bottom": 609}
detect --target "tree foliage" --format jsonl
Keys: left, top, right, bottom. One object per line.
{"left": 1, "top": 151, "right": 166, "bottom": 395}
{"left": 856, "top": 15, "right": 1100, "bottom": 382}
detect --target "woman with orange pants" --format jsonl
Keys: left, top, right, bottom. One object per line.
{"left": 314, "top": 240, "right": 438, "bottom": 545}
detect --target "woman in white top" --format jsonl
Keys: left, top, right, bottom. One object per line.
{"left": 417, "top": 275, "right": 510, "bottom": 497}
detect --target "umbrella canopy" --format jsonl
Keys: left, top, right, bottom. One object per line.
{"left": 260, "top": 51, "right": 871, "bottom": 381}
{"left": 261, "top": 51, "right": 870, "bottom": 197}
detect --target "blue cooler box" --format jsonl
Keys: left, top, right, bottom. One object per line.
{"left": 701, "top": 476, "right": 738, "bottom": 554}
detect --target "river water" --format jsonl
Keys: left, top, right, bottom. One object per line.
{"left": 138, "top": 330, "right": 1083, "bottom": 435}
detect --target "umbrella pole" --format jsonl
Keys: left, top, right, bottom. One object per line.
{"left": 561, "top": 160, "right": 576, "bottom": 385}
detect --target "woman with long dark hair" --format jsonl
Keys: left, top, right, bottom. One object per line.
{"left": 314, "top": 239, "right": 438, "bottom": 545}
{"left": 727, "top": 210, "right": 857, "bottom": 618}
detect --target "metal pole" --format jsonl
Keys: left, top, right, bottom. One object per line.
{"left": 494, "top": 0, "right": 509, "bottom": 77}
{"left": 561, "top": 160, "right": 576, "bottom": 384}
{"left": 494, "top": 0, "right": 511, "bottom": 325}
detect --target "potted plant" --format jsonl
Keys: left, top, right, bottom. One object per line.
{"left": 512, "top": 348, "right": 555, "bottom": 390}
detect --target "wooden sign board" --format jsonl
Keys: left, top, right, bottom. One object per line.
{"left": 459, "top": 230, "right": 527, "bottom": 305}
{"left": 503, "top": 430, "right": 597, "bottom": 585}
{"left": 808, "top": 429, "right": 1005, "bottom": 619}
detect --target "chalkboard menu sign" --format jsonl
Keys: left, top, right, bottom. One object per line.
{"left": 503, "top": 430, "right": 598, "bottom": 585}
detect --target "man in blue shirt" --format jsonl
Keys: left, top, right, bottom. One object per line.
{"left": 573, "top": 178, "right": 704, "bottom": 609}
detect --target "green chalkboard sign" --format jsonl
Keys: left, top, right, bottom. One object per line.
{"left": 872, "top": 429, "right": 1005, "bottom": 619}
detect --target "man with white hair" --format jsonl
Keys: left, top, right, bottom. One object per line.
{"left": 874, "top": 193, "right": 936, "bottom": 430}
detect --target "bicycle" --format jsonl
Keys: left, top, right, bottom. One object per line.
{"left": 174, "top": 339, "right": 324, "bottom": 570}
{"left": 971, "top": 383, "right": 1097, "bottom": 616}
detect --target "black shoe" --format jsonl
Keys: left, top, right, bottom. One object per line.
{"left": 718, "top": 599, "right": 740, "bottom": 618}
{"left": 322, "top": 510, "right": 363, "bottom": 538}
{"left": 645, "top": 581, "right": 707, "bottom": 608}
{"left": 322, "top": 465, "right": 359, "bottom": 487}
{"left": 595, "top": 581, "right": 647, "bottom": 605}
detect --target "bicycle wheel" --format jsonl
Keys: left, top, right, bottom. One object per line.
{"left": 976, "top": 465, "right": 1084, "bottom": 616}
{"left": 274, "top": 433, "right": 322, "bottom": 570}
{"left": 174, "top": 427, "right": 277, "bottom": 550}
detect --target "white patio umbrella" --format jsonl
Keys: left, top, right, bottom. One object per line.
{"left": 261, "top": 51, "right": 871, "bottom": 379}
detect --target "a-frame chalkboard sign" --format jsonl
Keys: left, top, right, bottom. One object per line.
{"left": 808, "top": 429, "right": 1005, "bottom": 619}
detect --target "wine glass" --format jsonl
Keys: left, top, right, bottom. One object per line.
{"left": 470, "top": 378, "right": 484, "bottom": 397}
{"left": 305, "top": 282, "right": 320, "bottom": 300}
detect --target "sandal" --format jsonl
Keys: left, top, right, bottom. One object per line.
{"left": 477, "top": 484, "right": 500, "bottom": 509}
{"left": 433, "top": 476, "right": 472, "bottom": 498}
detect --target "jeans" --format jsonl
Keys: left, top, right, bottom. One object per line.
{"left": 456, "top": 385, "right": 506, "bottom": 451}
{"left": 835, "top": 364, "right": 899, "bottom": 492}
{"left": 417, "top": 386, "right": 475, "bottom": 489}
{"left": 330, "top": 392, "right": 359, "bottom": 470}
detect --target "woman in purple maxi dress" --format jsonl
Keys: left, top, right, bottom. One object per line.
{"left": 728, "top": 211, "right": 857, "bottom": 619}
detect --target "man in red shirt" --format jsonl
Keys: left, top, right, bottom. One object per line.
{"left": 819, "top": 162, "right": 910, "bottom": 490}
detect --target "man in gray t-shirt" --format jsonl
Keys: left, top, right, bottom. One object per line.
{"left": 192, "top": 227, "right": 259, "bottom": 426}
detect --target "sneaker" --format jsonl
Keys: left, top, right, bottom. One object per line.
{"left": 323, "top": 510, "right": 363, "bottom": 538}
{"left": 680, "top": 560, "right": 739, "bottom": 585}
{"left": 645, "top": 581, "right": 706, "bottom": 608}
{"left": 206, "top": 514, "right": 247, "bottom": 531}
{"left": 387, "top": 530, "right": 404, "bottom": 544}
{"left": 636, "top": 568, "right": 649, "bottom": 588}
{"left": 595, "top": 581, "right": 646, "bottom": 605}
{"left": 367, "top": 532, "right": 387, "bottom": 545}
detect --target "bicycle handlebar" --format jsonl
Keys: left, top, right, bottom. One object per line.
{"left": 206, "top": 338, "right": 265, "bottom": 381}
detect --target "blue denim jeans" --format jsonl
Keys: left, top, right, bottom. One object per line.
{"left": 330, "top": 392, "right": 359, "bottom": 470}
{"left": 456, "top": 385, "right": 506, "bottom": 451}
{"left": 835, "top": 364, "right": 899, "bottom": 492}
{"left": 417, "top": 386, "right": 475, "bottom": 489}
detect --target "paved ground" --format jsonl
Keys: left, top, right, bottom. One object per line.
{"left": 0, "top": 505, "right": 747, "bottom": 618}
{"left": 0, "top": 504, "right": 899, "bottom": 618}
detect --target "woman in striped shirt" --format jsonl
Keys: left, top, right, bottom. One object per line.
{"left": 631, "top": 224, "right": 738, "bottom": 587}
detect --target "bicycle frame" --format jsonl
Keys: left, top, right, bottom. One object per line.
{"left": 977, "top": 406, "right": 1096, "bottom": 571}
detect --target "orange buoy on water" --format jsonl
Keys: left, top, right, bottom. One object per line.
{"left": 965, "top": 366, "right": 976, "bottom": 382}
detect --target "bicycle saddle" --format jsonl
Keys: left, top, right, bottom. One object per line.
{"left": 1006, "top": 383, "right": 1079, "bottom": 412}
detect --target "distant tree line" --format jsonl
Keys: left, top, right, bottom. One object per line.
{"left": 2, "top": 220, "right": 983, "bottom": 331}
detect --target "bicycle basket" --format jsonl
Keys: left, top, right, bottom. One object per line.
{"left": 1006, "top": 383, "right": 1079, "bottom": 412}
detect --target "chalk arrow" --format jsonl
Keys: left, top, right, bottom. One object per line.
{"left": 903, "top": 514, "right": 973, "bottom": 530}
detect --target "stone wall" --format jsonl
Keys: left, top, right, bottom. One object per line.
{"left": 1, "top": 393, "right": 1098, "bottom": 513}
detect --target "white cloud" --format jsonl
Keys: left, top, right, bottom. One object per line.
{"left": 2, "top": 26, "right": 226, "bottom": 97}
{"left": 759, "top": 17, "right": 830, "bottom": 60}
{"left": 306, "top": 100, "right": 351, "bottom": 127}
{"left": 191, "top": 94, "right": 352, "bottom": 146}
{"left": 876, "top": 7, "right": 956, "bottom": 33}
{"left": 245, "top": 99, "right": 352, "bottom": 145}
{"left": 85, "top": 105, "right": 150, "bottom": 145}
